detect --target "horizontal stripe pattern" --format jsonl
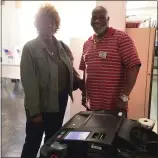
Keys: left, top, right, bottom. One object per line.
{"left": 79, "top": 27, "right": 141, "bottom": 110}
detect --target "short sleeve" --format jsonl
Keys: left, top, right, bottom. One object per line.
{"left": 119, "top": 34, "right": 141, "bottom": 69}
{"left": 79, "top": 43, "right": 86, "bottom": 71}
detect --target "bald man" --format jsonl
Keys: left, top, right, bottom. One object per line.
{"left": 79, "top": 6, "right": 141, "bottom": 117}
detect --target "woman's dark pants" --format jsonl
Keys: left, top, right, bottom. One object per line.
{"left": 21, "top": 89, "right": 68, "bottom": 158}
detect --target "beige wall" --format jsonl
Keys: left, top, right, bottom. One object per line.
{"left": 127, "top": 28, "right": 156, "bottom": 119}
{"left": 69, "top": 38, "right": 86, "bottom": 117}
{"left": 96, "top": 1, "right": 126, "bottom": 31}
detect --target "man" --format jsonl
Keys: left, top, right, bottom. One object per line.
{"left": 79, "top": 6, "right": 141, "bottom": 116}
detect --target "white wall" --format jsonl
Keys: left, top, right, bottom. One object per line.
{"left": 126, "top": 1, "right": 157, "bottom": 10}
{"left": 2, "top": 1, "right": 20, "bottom": 51}
{"left": 2, "top": 1, "right": 95, "bottom": 65}
{"left": 18, "top": 1, "right": 95, "bottom": 46}
{"left": 2, "top": 1, "right": 21, "bottom": 65}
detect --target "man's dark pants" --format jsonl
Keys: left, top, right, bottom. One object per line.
{"left": 21, "top": 88, "right": 68, "bottom": 158}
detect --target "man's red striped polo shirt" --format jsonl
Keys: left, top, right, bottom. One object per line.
{"left": 79, "top": 27, "right": 141, "bottom": 110}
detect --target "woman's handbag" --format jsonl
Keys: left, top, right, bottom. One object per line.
{"left": 60, "top": 41, "right": 82, "bottom": 91}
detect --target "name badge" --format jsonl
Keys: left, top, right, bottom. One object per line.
{"left": 99, "top": 51, "right": 107, "bottom": 59}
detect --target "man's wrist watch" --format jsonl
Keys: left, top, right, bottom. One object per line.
{"left": 119, "top": 93, "right": 129, "bottom": 102}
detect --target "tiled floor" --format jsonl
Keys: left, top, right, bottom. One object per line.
{"left": 1, "top": 80, "right": 25, "bottom": 157}
{"left": 1, "top": 77, "right": 157, "bottom": 157}
{"left": 1, "top": 79, "right": 70, "bottom": 157}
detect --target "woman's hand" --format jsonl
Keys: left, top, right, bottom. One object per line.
{"left": 82, "top": 95, "right": 87, "bottom": 107}
{"left": 78, "top": 79, "right": 85, "bottom": 91}
{"left": 81, "top": 87, "right": 87, "bottom": 108}
{"left": 32, "top": 114, "right": 43, "bottom": 125}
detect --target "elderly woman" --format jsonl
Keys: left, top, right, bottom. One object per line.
{"left": 20, "top": 4, "right": 77, "bottom": 158}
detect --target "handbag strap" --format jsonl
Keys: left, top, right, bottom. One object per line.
{"left": 60, "top": 40, "right": 88, "bottom": 108}
{"left": 59, "top": 41, "right": 74, "bottom": 62}
{"left": 60, "top": 41, "right": 80, "bottom": 77}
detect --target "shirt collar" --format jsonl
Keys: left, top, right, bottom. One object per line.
{"left": 91, "top": 27, "right": 116, "bottom": 41}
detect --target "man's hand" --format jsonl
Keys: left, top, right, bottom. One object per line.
{"left": 116, "top": 98, "right": 127, "bottom": 111}
{"left": 32, "top": 113, "right": 43, "bottom": 125}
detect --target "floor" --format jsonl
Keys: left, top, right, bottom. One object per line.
{"left": 1, "top": 80, "right": 25, "bottom": 157}
{"left": 1, "top": 79, "right": 70, "bottom": 157}
{"left": 1, "top": 76, "right": 157, "bottom": 157}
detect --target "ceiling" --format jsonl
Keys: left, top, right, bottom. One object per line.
{"left": 126, "top": 1, "right": 157, "bottom": 10}
{"left": 126, "top": 1, "right": 157, "bottom": 21}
